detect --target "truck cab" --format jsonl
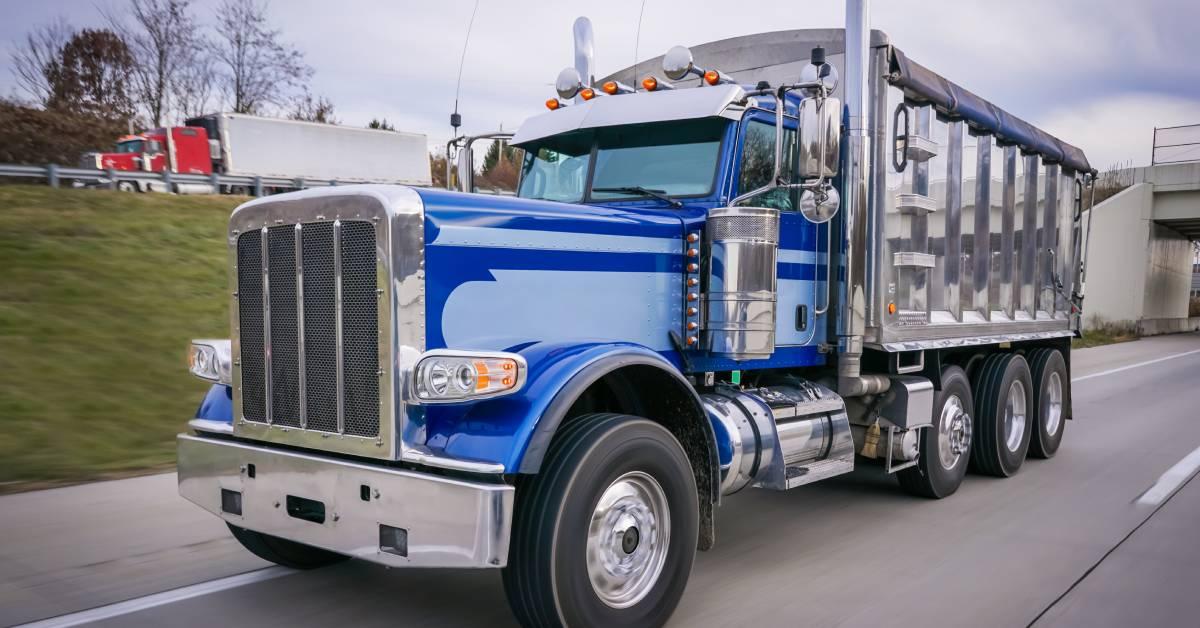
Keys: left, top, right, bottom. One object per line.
{"left": 85, "top": 126, "right": 213, "bottom": 192}
{"left": 178, "top": 18, "right": 1093, "bottom": 628}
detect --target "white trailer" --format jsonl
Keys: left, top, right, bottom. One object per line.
{"left": 186, "top": 113, "right": 431, "bottom": 186}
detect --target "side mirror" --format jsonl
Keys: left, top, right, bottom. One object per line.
{"left": 796, "top": 96, "right": 840, "bottom": 179}
{"left": 455, "top": 145, "right": 474, "bottom": 193}
{"left": 795, "top": 96, "right": 842, "bottom": 223}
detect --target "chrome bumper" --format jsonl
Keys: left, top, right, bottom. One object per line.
{"left": 177, "top": 434, "right": 513, "bottom": 568}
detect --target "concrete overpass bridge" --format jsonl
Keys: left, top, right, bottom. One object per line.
{"left": 1083, "top": 162, "right": 1200, "bottom": 335}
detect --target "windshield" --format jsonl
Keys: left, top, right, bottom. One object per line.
{"left": 517, "top": 118, "right": 727, "bottom": 205}
{"left": 115, "top": 140, "right": 145, "bottom": 154}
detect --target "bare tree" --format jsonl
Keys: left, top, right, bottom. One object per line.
{"left": 173, "top": 45, "right": 216, "bottom": 118}
{"left": 288, "top": 91, "right": 338, "bottom": 124}
{"left": 104, "top": 0, "right": 199, "bottom": 127}
{"left": 211, "top": 0, "right": 312, "bottom": 115}
{"left": 10, "top": 17, "right": 75, "bottom": 106}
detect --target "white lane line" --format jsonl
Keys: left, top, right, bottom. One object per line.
{"left": 1072, "top": 348, "right": 1200, "bottom": 382}
{"left": 1135, "top": 445, "right": 1200, "bottom": 507}
{"left": 14, "top": 566, "right": 294, "bottom": 628}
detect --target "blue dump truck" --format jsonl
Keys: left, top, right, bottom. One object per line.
{"left": 179, "top": 3, "right": 1096, "bottom": 626}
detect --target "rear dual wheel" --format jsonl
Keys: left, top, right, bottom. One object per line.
{"left": 1028, "top": 348, "right": 1068, "bottom": 459}
{"left": 898, "top": 365, "right": 974, "bottom": 498}
{"left": 971, "top": 353, "right": 1035, "bottom": 477}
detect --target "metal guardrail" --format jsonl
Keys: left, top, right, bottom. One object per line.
{"left": 1152, "top": 124, "right": 1200, "bottom": 166}
{"left": 0, "top": 162, "right": 391, "bottom": 196}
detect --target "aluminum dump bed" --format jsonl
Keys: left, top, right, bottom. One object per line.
{"left": 864, "top": 41, "right": 1090, "bottom": 350}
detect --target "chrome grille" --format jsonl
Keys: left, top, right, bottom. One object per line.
{"left": 236, "top": 220, "right": 379, "bottom": 437}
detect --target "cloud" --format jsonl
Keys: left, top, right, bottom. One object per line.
{"left": 3, "top": 0, "right": 1198, "bottom": 166}
{"left": 1039, "top": 93, "right": 1200, "bottom": 170}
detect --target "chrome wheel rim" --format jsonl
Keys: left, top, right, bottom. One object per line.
{"left": 586, "top": 471, "right": 671, "bottom": 609}
{"left": 1004, "top": 379, "right": 1028, "bottom": 452}
{"left": 1045, "top": 372, "right": 1063, "bottom": 436}
{"left": 938, "top": 394, "right": 972, "bottom": 469}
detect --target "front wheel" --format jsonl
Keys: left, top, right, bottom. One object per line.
{"left": 503, "top": 413, "right": 698, "bottom": 628}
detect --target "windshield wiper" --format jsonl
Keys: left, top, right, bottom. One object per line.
{"left": 592, "top": 186, "right": 683, "bottom": 208}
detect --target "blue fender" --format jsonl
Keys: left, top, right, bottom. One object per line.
{"left": 422, "top": 342, "right": 718, "bottom": 494}
{"left": 195, "top": 383, "right": 233, "bottom": 422}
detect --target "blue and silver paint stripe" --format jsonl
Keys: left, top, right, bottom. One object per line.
{"left": 430, "top": 225, "right": 679, "bottom": 254}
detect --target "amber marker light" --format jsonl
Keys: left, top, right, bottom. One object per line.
{"left": 888, "top": 302, "right": 897, "bottom": 315}
{"left": 602, "top": 81, "right": 619, "bottom": 95}
{"left": 580, "top": 88, "right": 596, "bottom": 100}
{"left": 642, "top": 76, "right": 659, "bottom": 91}
{"left": 703, "top": 70, "right": 720, "bottom": 85}
{"left": 545, "top": 98, "right": 561, "bottom": 110}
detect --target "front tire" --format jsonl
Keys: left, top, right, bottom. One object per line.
{"left": 227, "top": 524, "right": 347, "bottom": 569}
{"left": 970, "top": 353, "right": 1034, "bottom": 477}
{"left": 503, "top": 413, "right": 698, "bottom": 628}
{"left": 898, "top": 365, "right": 974, "bottom": 498}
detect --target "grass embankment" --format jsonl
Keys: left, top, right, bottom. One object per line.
{"left": 0, "top": 185, "right": 241, "bottom": 491}
{"left": 1072, "top": 323, "right": 1139, "bottom": 349}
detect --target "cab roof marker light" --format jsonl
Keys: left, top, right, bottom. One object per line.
{"left": 703, "top": 69, "right": 735, "bottom": 86}
{"left": 602, "top": 80, "right": 634, "bottom": 95}
{"left": 641, "top": 75, "right": 675, "bottom": 91}
{"left": 545, "top": 98, "right": 566, "bottom": 110}
{"left": 579, "top": 87, "right": 597, "bottom": 101}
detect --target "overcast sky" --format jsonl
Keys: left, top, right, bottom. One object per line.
{"left": 4, "top": 0, "right": 1199, "bottom": 169}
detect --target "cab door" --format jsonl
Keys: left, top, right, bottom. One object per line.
{"left": 731, "top": 112, "right": 827, "bottom": 348}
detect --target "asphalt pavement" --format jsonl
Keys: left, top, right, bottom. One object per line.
{"left": 4, "top": 334, "right": 1200, "bottom": 628}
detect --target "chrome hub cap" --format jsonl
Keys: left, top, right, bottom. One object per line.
{"left": 938, "top": 394, "right": 972, "bottom": 469}
{"left": 1045, "top": 372, "right": 1063, "bottom": 436}
{"left": 586, "top": 471, "right": 670, "bottom": 609}
{"left": 1004, "top": 379, "right": 1028, "bottom": 452}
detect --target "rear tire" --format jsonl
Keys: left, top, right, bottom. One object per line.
{"left": 898, "top": 365, "right": 974, "bottom": 498}
{"left": 503, "top": 413, "right": 698, "bottom": 628}
{"left": 227, "top": 523, "right": 347, "bottom": 569}
{"left": 970, "top": 353, "right": 1034, "bottom": 477}
{"left": 1028, "top": 349, "right": 1068, "bottom": 459}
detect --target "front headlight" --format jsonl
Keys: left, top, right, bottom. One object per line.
{"left": 413, "top": 350, "right": 527, "bottom": 403}
{"left": 189, "top": 339, "right": 232, "bottom": 385}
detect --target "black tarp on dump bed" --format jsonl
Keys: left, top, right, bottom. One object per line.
{"left": 887, "top": 48, "right": 1094, "bottom": 175}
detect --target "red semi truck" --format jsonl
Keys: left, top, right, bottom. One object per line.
{"left": 82, "top": 113, "right": 432, "bottom": 194}
{"left": 83, "top": 126, "right": 214, "bottom": 193}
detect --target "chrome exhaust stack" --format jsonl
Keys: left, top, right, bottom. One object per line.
{"left": 572, "top": 17, "right": 594, "bottom": 104}
{"left": 836, "top": 0, "right": 884, "bottom": 397}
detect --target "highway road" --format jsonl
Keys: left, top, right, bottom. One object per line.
{"left": 4, "top": 334, "right": 1200, "bottom": 628}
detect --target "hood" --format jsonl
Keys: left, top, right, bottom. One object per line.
{"left": 415, "top": 188, "right": 690, "bottom": 353}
